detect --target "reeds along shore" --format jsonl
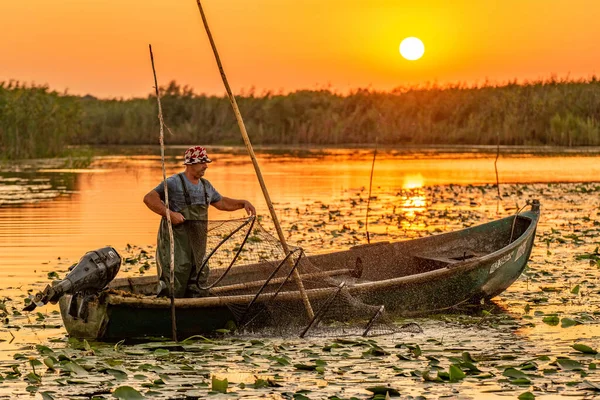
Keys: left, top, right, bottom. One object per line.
{"left": 1, "top": 77, "right": 600, "bottom": 160}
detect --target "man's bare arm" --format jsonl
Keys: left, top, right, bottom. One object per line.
{"left": 143, "top": 190, "right": 186, "bottom": 225}
{"left": 211, "top": 197, "right": 256, "bottom": 215}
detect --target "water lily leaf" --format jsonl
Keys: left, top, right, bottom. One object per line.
{"left": 25, "top": 386, "right": 38, "bottom": 394}
{"left": 30, "top": 358, "right": 43, "bottom": 368}
{"left": 26, "top": 372, "right": 42, "bottom": 384}
{"left": 583, "top": 380, "right": 600, "bottom": 391}
{"left": 511, "top": 377, "right": 532, "bottom": 385}
{"left": 561, "top": 318, "right": 582, "bottom": 328}
{"left": 449, "top": 365, "right": 466, "bottom": 382}
{"left": 462, "top": 352, "right": 476, "bottom": 363}
{"left": 573, "top": 344, "right": 597, "bottom": 354}
{"left": 571, "top": 285, "right": 580, "bottom": 294}
{"left": 180, "top": 335, "right": 214, "bottom": 344}
{"left": 40, "top": 392, "right": 55, "bottom": 400}
{"left": 106, "top": 358, "right": 124, "bottom": 367}
{"left": 460, "top": 361, "right": 481, "bottom": 373}
{"left": 409, "top": 344, "right": 422, "bottom": 357}
{"left": 503, "top": 368, "right": 527, "bottom": 378}
{"left": 63, "top": 361, "right": 89, "bottom": 375}
{"left": 107, "top": 369, "right": 128, "bottom": 380}
{"left": 153, "top": 349, "right": 169, "bottom": 357}
{"left": 294, "top": 364, "right": 318, "bottom": 371}
{"left": 112, "top": 385, "right": 144, "bottom": 399}
{"left": 363, "top": 346, "right": 389, "bottom": 356}
{"left": 542, "top": 316, "right": 559, "bottom": 326}
{"left": 36, "top": 345, "right": 55, "bottom": 355}
{"left": 519, "top": 362, "right": 537, "bottom": 371}
{"left": 518, "top": 391, "right": 535, "bottom": 399}
{"left": 114, "top": 339, "right": 125, "bottom": 351}
{"left": 253, "top": 378, "right": 269, "bottom": 388}
{"left": 365, "top": 386, "right": 400, "bottom": 396}
{"left": 438, "top": 371, "right": 450, "bottom": 380}
{"left": 557, "top": 359, "right": 584, "bottom": 371}
{"left": 422, "top": 370, "right": 443, "bottom": 382}
{"left": 211, "top": 376, "right": 228, "bottom": 393}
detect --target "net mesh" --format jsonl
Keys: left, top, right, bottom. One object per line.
{"left": 185, "top": 216, "right": 421, "bottom": 337}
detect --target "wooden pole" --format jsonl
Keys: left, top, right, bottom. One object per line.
{"left": 149, "top": 44, "right": 178, "bottom": 341}
{"left": 210, "top": 268, "right": 355, "bottom": 295}
{"left": 194, "top": 0, "right": 314, "bottom": 319}
{"left": 365, "top": 138, "right": 377, "bottom": 244}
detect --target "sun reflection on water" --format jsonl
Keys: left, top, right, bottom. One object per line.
{"left": 402, "top": 174, "right": 424, "bottom": 189}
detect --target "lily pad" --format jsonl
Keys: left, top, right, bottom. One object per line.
{"left": 212, "top": 376, "right": 228, "bottom": 393}
{"left": 365, "top": 386, "right": 400, "bottom": 396}
{"left": 561, "top": 318, "right": 582, "bottom": 328}
{"left": 573, "top": 344, "right": 597, "bottom": 354}
{"left": 557, "top": 359, "right": 584, "bottom": 371}
{"left": 112, "top": 385, "right": 144, "bottom": 399}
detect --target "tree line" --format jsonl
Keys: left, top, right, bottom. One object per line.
{"left": 1, "top": 77, "right": 599, "bottom": 160}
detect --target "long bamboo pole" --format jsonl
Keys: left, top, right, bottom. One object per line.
{"left": 210, "top": 268, "right": 354, "bottom": 295}
{"left": 149, "top": 44, "right": 178, "bottom": 341}
{"left": 194, "top": 0, "right": 314, "bottom": 319}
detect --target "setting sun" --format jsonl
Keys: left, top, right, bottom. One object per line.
{"left": 399, "top": 37, "right": 425, "bottom": 61}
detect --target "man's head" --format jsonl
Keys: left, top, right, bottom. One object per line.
{"left": 183, "top": 146, "right": 212, "bottom": 165}
{"left": 183, "top": 146, "right": 211, "bottom": 180}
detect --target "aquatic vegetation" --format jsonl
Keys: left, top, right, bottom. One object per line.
{"left": 2, "top": 181, "right": 600, "bottom": 398}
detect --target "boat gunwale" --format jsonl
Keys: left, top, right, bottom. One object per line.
{"left": 104, "top": 208, "right": 539, "bottom": 309}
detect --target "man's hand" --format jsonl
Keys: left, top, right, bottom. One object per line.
{"left": 243, "top": 200, "right": 256, "bottom": 216}
{"left": 168, "top": 210, "right": 186, "bottom": 225}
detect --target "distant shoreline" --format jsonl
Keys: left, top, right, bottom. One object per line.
{"left": 2, "top": 78, "right": 600, "bottom": 160}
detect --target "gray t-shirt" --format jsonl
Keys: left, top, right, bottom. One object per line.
{"left": 154, "top": 173, "right": 222, "bottom": 213}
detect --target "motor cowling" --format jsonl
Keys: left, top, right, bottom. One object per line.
{"left": 25, "top": 247, "right": 121, "bottom": 312}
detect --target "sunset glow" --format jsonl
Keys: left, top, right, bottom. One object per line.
{"left": 1, "top": 0, "right": 599, "bottom": 98}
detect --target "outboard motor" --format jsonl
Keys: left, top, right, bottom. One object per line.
{"left": 24, "top": 247, "right": 121, "bottom": 320}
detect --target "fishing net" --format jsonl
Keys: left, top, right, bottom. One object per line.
{"left": 185, "top": 216, "right": 421, "bottom": 337}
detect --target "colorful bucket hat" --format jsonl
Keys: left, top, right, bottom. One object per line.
{"left": 183, "top": 146, "right": 212, "bottom": 165}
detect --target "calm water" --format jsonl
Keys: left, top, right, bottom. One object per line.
{"left": 1, "top": 147, "right": 600, "bottom": 399}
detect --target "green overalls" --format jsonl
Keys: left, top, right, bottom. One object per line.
{"left": 156, "top": 173, "right": 210, "bottom": 298}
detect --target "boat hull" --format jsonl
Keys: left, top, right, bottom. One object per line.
{"left": 59, "top": 205, "right": 540, "bottom": 340}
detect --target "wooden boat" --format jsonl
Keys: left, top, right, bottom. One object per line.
{"left": 59, "top": 200, "right": 540, "bottom": 340}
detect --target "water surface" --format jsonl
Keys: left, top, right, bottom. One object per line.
{"left": 1, "top": 148, "right": 599, "bottom": 399}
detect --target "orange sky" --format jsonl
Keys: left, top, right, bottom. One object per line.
{"left": 1, "top": 0, "right": 599, "bottom": 98}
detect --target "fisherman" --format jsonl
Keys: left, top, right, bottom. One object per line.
{"left": 143, "top": 146, "right": 256, "bottom": 298}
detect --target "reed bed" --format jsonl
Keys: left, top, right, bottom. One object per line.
{"left": 1, "top": 77, "right": 599, "bottom": 160}
{"left": 0, "top": 81, "right": 81, "bottom": 159}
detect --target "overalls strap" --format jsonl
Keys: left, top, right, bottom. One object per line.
{"left": 177, "top": 173, "right": 210, "bottom": 206}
